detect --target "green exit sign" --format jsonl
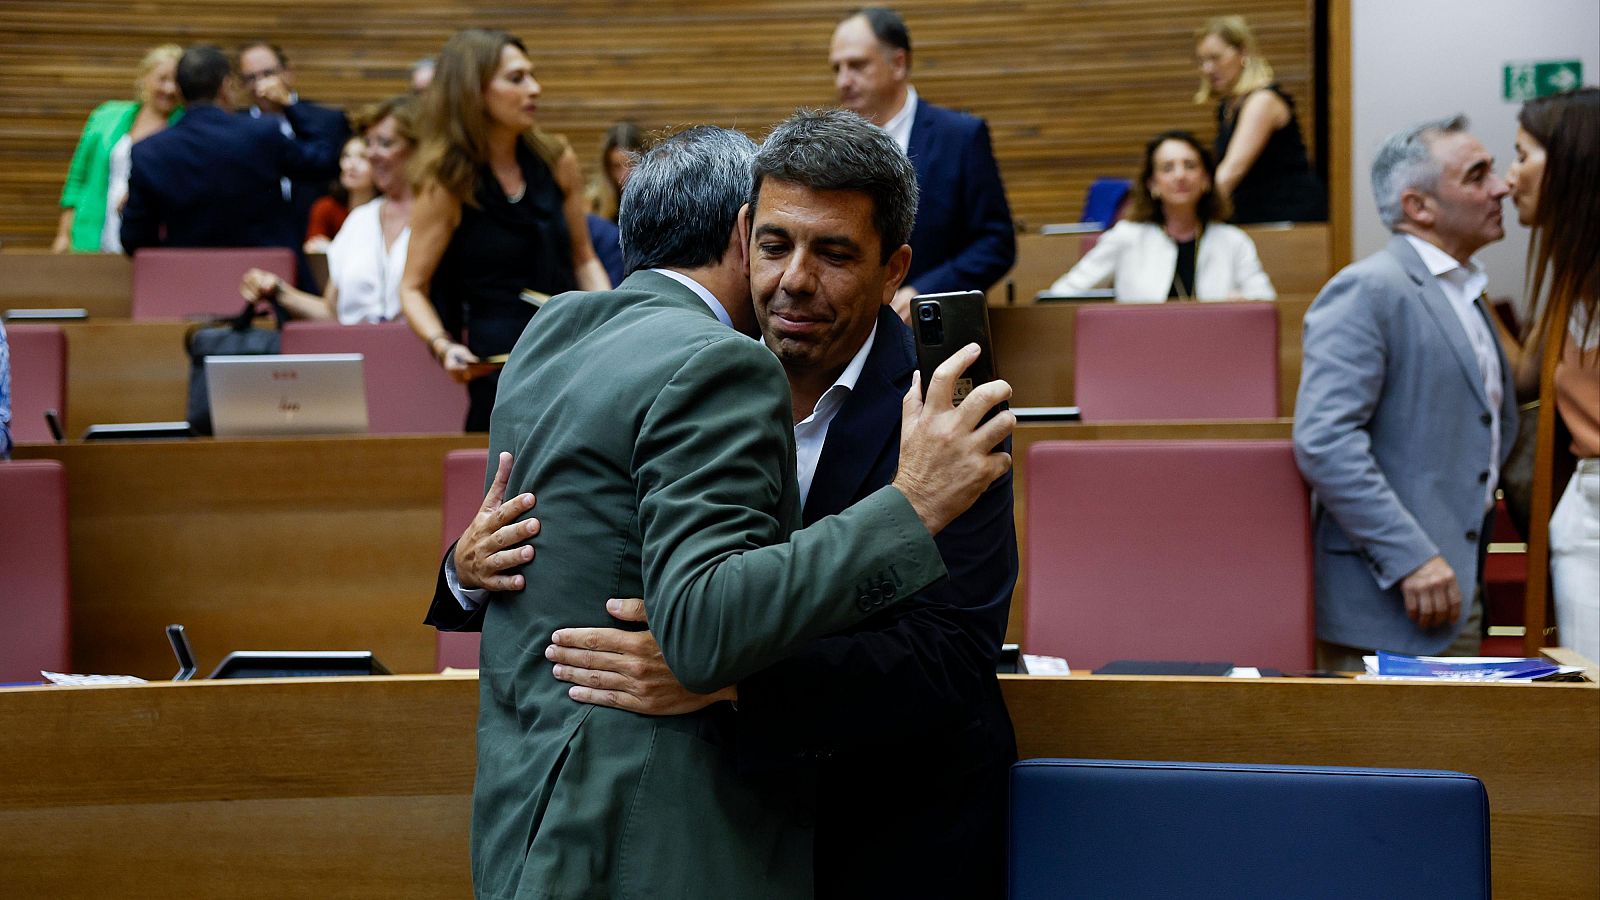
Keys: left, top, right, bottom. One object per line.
{"left": 1503, "top": 60, "right": 1583, "bottom": 102}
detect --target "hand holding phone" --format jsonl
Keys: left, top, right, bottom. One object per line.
{"left": 911, "top": 291, "right": 998, "bottom": 402}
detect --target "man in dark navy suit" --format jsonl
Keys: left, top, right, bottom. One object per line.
{"left": 236, "top": 41, "right": 349, "bottom": 236}
{"left": 830, "top": 6, "right": 1016, "bottom": 322}
{"left": 435, "top": 111, "right": 1018, "bottom": 899}
{"left": 120, "top": 45, "right": 337, "bottom": 256}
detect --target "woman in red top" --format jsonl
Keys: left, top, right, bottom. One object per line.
{"left": 303, "top": 134, "right": 376, "bottom": 252}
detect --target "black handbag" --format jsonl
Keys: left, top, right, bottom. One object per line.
{"left": 185, "top": 300, "right": 286, "bottom": 435}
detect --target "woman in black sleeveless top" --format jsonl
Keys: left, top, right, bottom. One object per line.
{"left": 400, "top": 29, "right": 609, "bottom": 431}
{"left": 1194, "top": 16, "right": 1327, "bottom": 224}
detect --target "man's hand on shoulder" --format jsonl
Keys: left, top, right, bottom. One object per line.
{"left": 1400, "top": 555, "right": 1461, "bottom": 630}
{"left": 454, "top": 451, "right": 539, "bottom": 591}
{"left": 548, "top": 598, "right": 735, "bottom": 715}
{"left": 892, "top": 344, "right": 1014, "bottom": 536}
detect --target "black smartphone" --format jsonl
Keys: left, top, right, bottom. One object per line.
{"left": 911, "top": 290, "right": 997, "bottom": 403}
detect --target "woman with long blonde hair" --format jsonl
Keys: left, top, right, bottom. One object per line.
{"left": 54, "top": 43, "right": 184, "bottom": 253}
{"left": 1505, "top": 87, "right": 1600, "bottom": 662}
{"left": 1194, "top": 16, "right": 1325, "bottom": 224}
{"left": 399, "top": 28, "right": 608, "bottom": 431}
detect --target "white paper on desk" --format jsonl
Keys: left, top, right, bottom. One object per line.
{"left": 1022, "top": 654, "right": 1072, "bottom": 675}
{"left": 41, "top": 671, "right": 148, "bottom": 686}
{"left": 1227, "top": 667, "right": 1262, "bottom": 678}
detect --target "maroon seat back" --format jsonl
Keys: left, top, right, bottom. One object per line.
{"left": 437, "top": 448, "right": 490, "bottom": 671}
{"left": 6, "top": 324, "right": 66, "bottom": 443}
{"left": 0, "top": 460, "right": 71, "bottom": 680}
{"left": 281, "top": 321, "right": 467, "bottom": 434}
{"left": 1074, "top": 302, "right": 1278, "bottom": 421}
{"left": 131, "top": 247, "right": 295, "bottom": 321}
{"left": 1025, "top": 440, "right": 1313, "bottom": 670}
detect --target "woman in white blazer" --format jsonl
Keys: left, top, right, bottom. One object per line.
{"left": 1051, "top": 130, "right": 1276, "bottom": 302}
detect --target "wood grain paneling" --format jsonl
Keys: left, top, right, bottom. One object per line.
{"left": 13, "top": 435, "right": 487, "bottom": 678}
{"left": 0, "top": 0, "right": 1316, "bottom": 249}
{"left": 0, "top": 673, "right": 1590, "bottom": 898}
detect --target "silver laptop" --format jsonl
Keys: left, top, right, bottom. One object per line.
{"left": 205, "top": 353, "right": 368, "bottom": 437}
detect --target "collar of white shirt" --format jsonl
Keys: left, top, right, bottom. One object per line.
{"left": 794, "top": 322, "right": 878, "bottom": 505}
{"left": 880, "top": 85, "right": 919, "bottom": 153}
{"left": 1403, "top": 234, "right": 1488, "bottom": 305}
{"left": 650, "top": 267, "right": 734, "bottom": 330}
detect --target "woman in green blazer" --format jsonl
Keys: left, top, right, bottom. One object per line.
{"left": 53, "top": 44, "right": 184, "bottom": 254}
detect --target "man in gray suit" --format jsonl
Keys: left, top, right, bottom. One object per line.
{"left": 1294, "top": 115, "right": 1518, "bottom": 672}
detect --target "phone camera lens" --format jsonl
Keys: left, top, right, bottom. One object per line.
{"left": 918, "top": 305, "right": 936, "bottom": 321}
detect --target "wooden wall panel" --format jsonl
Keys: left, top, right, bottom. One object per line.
{"left": 0, "top": 0, "right": 1315, "bottom": 248}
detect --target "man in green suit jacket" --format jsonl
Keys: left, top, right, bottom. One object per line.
{"left": 468, "top": 118, "right": 1014, "bottom": 899}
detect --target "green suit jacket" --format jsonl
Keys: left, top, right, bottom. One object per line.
{"left": 60, "top": 100, "right": 183, "bottom": 252}
{"left": 473, "top": 270, "right": 947, "bottom": 900}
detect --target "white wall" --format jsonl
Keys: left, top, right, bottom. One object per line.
{"left": 1350, "top": 0, "right": 1600, "bottom": 302}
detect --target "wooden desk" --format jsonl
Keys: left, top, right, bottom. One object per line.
{"left": 13, "top": 434, "right": 487, "bottom": 678}
{"left": 1004, "top": 673, "right": 1598, "bottom": 900}
{"left": 989, "top": 223, "right": 1331, "bottom": 307}
{"left": 0, "top": 673, "right": 1591, "bottom": 899}
{"left": 57, "top": 320, "right": 192, "bottom": 435}
{"left": 991, "top": 296, "right": 1315, "bottom": 415}
{"left": 14, "top": 424, "right": 1290, "bottom": 668}
{"left": 0, "top": 250, "right": 131, "bottom": 318}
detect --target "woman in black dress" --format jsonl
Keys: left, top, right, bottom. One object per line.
{"left": 400, "top": 29, "right": 610, "bottom": 431}
{"left": 1194, "top": 16, "right": 1326, "bottom": 224}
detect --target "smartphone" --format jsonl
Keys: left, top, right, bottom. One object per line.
{"left": 911, "top": 290, "right": 997, "bottom": 403}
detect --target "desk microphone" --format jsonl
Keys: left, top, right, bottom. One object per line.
{"left": 166, "top": 624, "right": 197, "bottom": 681}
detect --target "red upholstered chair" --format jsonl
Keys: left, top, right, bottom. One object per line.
{"left": 0, "top": 460, "right": 71, "bottom": 681}
{"left": 130, "top": 247, "right": 295, "bottom": 320}
{"left": 1073, "top": 302, "right": 1278, "bottom": 421}
{"left": 6, "top": 324, "right": 66, "bottom": 443}
{"left": 280, "top": 321, "right": 468, "bottom": 434}
{"left": 1025, "top": 440, "right": 1313, "bottom": 671}
{"left": 437, "top": 448, "right": 490, "bottom": 671}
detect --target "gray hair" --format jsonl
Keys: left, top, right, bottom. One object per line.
{"left": 1371, "top": 114, "right": 1469, "bottom": 230}
{"left": 751, "top": 108, "right": 919, "bottom": 262}
{"left": 618, "top": 125, "right": 757, "bottom": 274}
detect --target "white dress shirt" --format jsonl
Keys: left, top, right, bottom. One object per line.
{"left": 250, "top": 98, "right": 298, "bottom": 201}
{"left": 793, "top": 323, "right": 876, "bottom": 505}
{"left": 879, "top": 85, "right": 918, "bottom": 153}
{"left": 1403, "top": 235, "right": 1502, "bottom": 509}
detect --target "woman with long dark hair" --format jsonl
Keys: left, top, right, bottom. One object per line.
{"left": 399, "top": 29, "right": 609, "bottom": 431}
{"left": 1050, "top": 130, "right": 1275, "bottom": 301}
{"left": 1505, "top": 87, "right": 1599, "bottom": 661}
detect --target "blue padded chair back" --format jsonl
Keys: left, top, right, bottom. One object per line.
{"left": 1009, "top": 758, "right": 1490, "bottom": 900}
{"left": 1080, "top": 178, "right": 1131, "bottom": 228}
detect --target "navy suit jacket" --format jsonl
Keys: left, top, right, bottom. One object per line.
{"left": 904, "top": 99, "right": 1017, "bottom": 296}
{"left": 424, "top": 308, "right": 1018, "bottom": 898}
{"left": 255, "top": 101, "right": 349, "bottom": 237}
{"left": 121, "top": 103, "right": 337, "bottom": 255}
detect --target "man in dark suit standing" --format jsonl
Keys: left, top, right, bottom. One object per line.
{"left": 120, "top": 45, "right": 337, "bottom": 255}
{"left": 236, "top": 41, "right": 349, "bottom": 237}
{"left": 831, "top": 6, "right": 1016, "bottom": 322}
